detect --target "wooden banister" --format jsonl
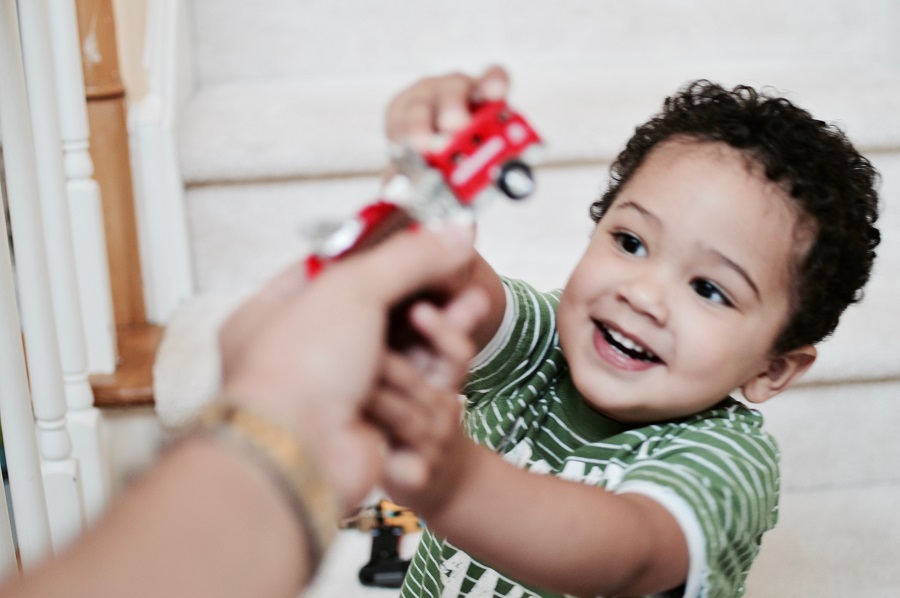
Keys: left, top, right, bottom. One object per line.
{"left": 77, "top": 0, "right": 160, "bottom": 407}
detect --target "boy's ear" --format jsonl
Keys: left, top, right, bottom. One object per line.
{"left": 741, "top": 345, "right": 817, "bottom": 404}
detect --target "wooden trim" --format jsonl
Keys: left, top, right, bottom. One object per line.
{"left": 77, "top": 0, "right": 124, "bottom": 100}
{"left": 77, "top": 0, "right": 146, "bottom": 329}
{"left": 84, "top": 96, "right": 147, "bottom": 328}
{"left": 77, "top": 0, "right": 158, "bottom": 406}
{"left": 90, "top": 325, "right": 162, "bottom": 408}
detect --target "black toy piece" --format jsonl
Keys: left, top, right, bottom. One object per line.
{"left": 357, "top": 526, "right": 410, "bottom": 588}
{"left": 340, "top": 499, "right": 421, "bottom": 589}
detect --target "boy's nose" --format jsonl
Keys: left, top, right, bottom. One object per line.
{"left": 617, "top": 272, "right": 669, "bottom": 326}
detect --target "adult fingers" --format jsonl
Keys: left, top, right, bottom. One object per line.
{"left": 321, "top": 223, "right": 475, "bottom": 309}
{"left": 219, "top": 262, "right": 308, "bottom": 376}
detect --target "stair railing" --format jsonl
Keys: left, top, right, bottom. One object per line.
{"left": 0, "top": 0, "right": 120, "bottom": 576}
{"left": 46, "top": 0, "right": 114, "bottom": 524}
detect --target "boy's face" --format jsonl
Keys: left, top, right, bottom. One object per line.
{"left": 557, "top": 140, "right": 811, "bottom": 422}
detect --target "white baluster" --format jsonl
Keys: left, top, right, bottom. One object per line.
{"left": 5, "top": 0, "right": 85, "bottom": 552}
{"left": 130, "top": 0, "right": 195, "bottom": 323}
{"left": 0, "top": 192, "right": 48, "bottom": 578}
{"left": 46, "top": 0, "right": 114, "bottom": 523}
{"left": 0, "top": 0, "right": 55, "bottom": 569}
{"left": 0, "top": 456, "right": 16, "bottom": 580}
{"left": 49, "top": 0, "right": 117, "bottom": 377}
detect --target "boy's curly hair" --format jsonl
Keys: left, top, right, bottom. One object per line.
{"left": 590, "top": 80, "right": 880, "bottom": 354}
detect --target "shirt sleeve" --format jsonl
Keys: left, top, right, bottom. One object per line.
{"left": 464, "top": 278, "right": 563, "bottom": 409}
{"left": 615, "top": 407, "right": 780, "bottom": 597}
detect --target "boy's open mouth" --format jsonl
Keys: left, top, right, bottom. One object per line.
{"left": 597, "top": 322, "right": 662, "bottom": 364}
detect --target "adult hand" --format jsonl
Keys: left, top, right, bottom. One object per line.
{"left": 218, "top": 223, "right": 475, "bottom": 512}
{"left": 385, "top": 65, "right": 510, "bottom": 153}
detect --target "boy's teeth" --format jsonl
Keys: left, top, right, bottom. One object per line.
{"left": 609, "top": 328, "right": 637, "bottom": 351}
{"left": 604, "top": 325, "right": 657, "bottom": 360}
{"left": 609, "top": 328, "right": 640, "bottom": 352}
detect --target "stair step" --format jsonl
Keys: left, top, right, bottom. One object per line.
{"left": 90, "top": 325, "right": 163, "bottom": 408}
{"left": 178, "top": 65, "right": 900, "bottom": 187}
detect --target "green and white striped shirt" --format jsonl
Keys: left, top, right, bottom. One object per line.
{"left": 400, "top": 278, "right": 780, "bottom": 598}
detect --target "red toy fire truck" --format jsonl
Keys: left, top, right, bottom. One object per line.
{"left": 422, "top": 100, "right": 541, "bottom": 203}
{"left": 303, "top": 100, "right": 540, "bottom": 346}
{"left": 305, "top": 99, "right": 541, "bottom": 279}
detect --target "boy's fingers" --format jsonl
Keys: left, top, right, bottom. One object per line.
{"left": 366, "top": 386, "right": 431, "bottom": 448}
{"left": 408, "top": 291, "right": 487, "bottom": 381}
{"left": 441, "top": 287, "right": 491, "bottom": 336}
{"left": 474, "top": 65, "right": 510, "bottom": 102}
{"left": 407, "top": 314, "right": 472, "bottom": 390}
{"left": 383, "top": 449, "right": 428, "bottom": 492}
{"left": 381, "top": 352, "right": 430, "bottom": 397}
{"left": 386, "top": 67, "right": 511, "bottom": 150}
{"left": 381, "top": 350, "right": 463, "bottom": 422}
{"left": 433, "top": 72, "right": 478, "bottom": 134}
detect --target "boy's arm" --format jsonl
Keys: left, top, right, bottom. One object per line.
{"left": 458, "top": 252, "right": 506, "bottom": 352}
{"left": 425, "top": 442, "right": 691, "bottom": 597}
{"left": 385, "top": 67, "right": 511, "bottom": 352}
{"left": 370, "top": 289, "right": 688, "bottom": 596}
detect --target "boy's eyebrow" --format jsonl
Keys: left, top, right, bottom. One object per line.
{"left": 615, "top": 200, "right": 661, "bottom": 226}
{"left": 616, "top": 200, "right": 761, "bottom": 299}
{"left": 707, "top": 248, "right": 761, "bottom": 300}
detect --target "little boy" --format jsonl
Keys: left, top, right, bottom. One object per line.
{"left": 368, "top": 73, "right": 880, "bottom": 597}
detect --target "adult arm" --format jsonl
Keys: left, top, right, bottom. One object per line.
{"left": 0, "top": 224, "right": 476, "bottom": 598}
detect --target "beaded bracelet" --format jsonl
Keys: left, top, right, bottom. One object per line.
{"left": 189, "top": 401, "right": 339, "bottom": 574}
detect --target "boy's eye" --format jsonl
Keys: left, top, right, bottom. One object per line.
{"left": 691, "top": 279, "right": 733, "bottom": 307}
{"left": 613, "top": 232, "right": 647, "bottom": 257}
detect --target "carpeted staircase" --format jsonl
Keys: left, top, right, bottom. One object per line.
{"left": 142, "top": 1, "right": 900, "bottom": 595}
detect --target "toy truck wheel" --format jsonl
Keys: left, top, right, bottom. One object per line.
{"left": 497, "top": 160, "right": 535, "bottom": 200}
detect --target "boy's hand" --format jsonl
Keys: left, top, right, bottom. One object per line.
{"left": 385, "top": 65, "right": 510, "bottom": 153}
{"left": 366, "top": 288, "right": 488, "bottom": 511}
